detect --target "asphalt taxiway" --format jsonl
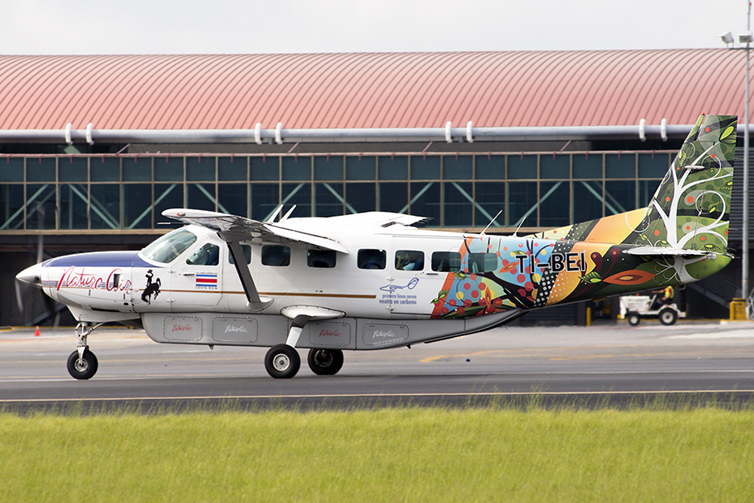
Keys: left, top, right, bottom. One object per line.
{"left": 1, "top": 320, "right": 753, "bottom": 411}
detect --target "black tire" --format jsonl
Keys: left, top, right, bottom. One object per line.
{"left": 659, "top": 308, "right": 678, "bottom": 326}
{"left": 627, "top": 312, "right": 641, "bottom": 326}
{"left": 264, "top": 344, "right": 300, "bottom": 379}
{"left": 66, "top": 348, "right": 98, "bottom": 380}
{"left": 308, "top": 348, "right": 344, "bottom": 376}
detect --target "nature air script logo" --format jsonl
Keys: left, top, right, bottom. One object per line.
{"left": 318, "top": 329, "right": 341, "bottom": 337}
{"left": 57, "top": 266, "right": 132, "bottom": 292}
{"left": 372, "top": 329, "right": 396, "bottom": 339}
{"left": 171, "top": 324, "right": 194, "bottom": 333}
{"left": 225, "top": 324, "right": 249, "bottom": 334}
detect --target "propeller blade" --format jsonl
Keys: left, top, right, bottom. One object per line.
{"left": 14, "top": 278, "right": 24, "bottom": 313}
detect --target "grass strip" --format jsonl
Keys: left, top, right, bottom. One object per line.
{"left": 1, "top": 406, "right": 753, "bottom": 502}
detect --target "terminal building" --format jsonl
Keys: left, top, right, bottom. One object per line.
{"left": 1, "top": 49, "right": 751, "bottom": 326}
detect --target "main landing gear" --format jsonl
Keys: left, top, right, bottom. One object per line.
{"left": 265, "top": 344, "right": 301, "bottom": 379}
{"left": 308, "top": 348, "right": 344, "bottom": 376}
{"left": 66, "top": 322, "right": 103, "bottom": 380}
{"left": 263, "top": 316, "right": 345, "bottom": 379}
{"left": 264, "top": 346, "right": 345, "bottom": 379}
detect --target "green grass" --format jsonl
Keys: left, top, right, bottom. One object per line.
{"left": 1, "top": 406, "right": 753, "bottom": 502}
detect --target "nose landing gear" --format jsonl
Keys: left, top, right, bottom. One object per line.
{"left": 66, "top": 322, "right": 103, "bottom": 380}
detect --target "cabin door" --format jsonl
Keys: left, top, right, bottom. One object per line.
{"left": 166, "top": 240, "right": 224, "bottom": 311}
{"left": 389, "top": 237, "right": 440, "bottom": 317}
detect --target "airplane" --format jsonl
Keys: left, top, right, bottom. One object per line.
{"left": 15, "top": 114, "right": 737, "bottom": 380}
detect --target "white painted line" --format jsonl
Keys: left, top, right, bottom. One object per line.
{"left": 1, "top": 389, "right": 754, "bottom": 403}
{"left": 637, "top": 324, "right": 722, "bottom": 331}
{"left": 668, "top": 329, "right": 754, "bottom": 340}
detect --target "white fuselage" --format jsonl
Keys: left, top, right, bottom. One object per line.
{"left": 25, "top": 212, "right": 724, "bottom": 351}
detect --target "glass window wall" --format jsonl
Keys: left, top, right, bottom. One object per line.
{"left": 0, "top": 152, "right": 668, "bottom": 232}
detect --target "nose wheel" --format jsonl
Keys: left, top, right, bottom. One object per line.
{"left": 67, "top": 348, "right": 98, "bottom": 380}
{"left": 66, "top": 322, "right": 103, "bottom": 380}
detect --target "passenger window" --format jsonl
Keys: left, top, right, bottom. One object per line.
{"left": 358, "top": 249, "right": 386, "bottom": 270}
{"left": 262, "top": 245, "right": 291, "bottom": 266}
{"left": 395, "top": 250, "right": 424, "bottom": 271}
{"left": 228, "top": 244, "right": 252, "bottom": 265}
{"left": 467, "top": 252, "right": 498, "bottom": 273}
{"left": 186, "top": 243, "right": 220, "bottom": 266}
{"left": 307, "top": 249, "right": 337, "bottom": 268}
{"left": 432, "top": 251, "right": 461, "bottom": 272}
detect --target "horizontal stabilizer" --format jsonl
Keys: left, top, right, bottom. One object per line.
{"left": 623, "top": 246, "right": 710, "bottom": 257}
{"left": 161, "top": 208, "right": 349, "bottom": 254}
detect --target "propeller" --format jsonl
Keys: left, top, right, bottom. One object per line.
{"left": 15, "top": 277, "right": 25, "bottom": 313}
{"left": 15, "top": 205, "right": 63, "bottom": 327}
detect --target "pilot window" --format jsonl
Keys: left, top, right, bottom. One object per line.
{"left": 228, "top": 244, "right": 252, "bottom": 265}
{"left": 467, "top": 252, "right": 498, "bottom": 273}
{"left": 262, "top": 245, "right": 291, "bottom": 266}
{"left": 431, "top": 251, "right": 461, "bottom": 272}
{"left": 186, "top": 243, "right": 220, "bottom": 266}
{"left": 307, "top": 249, "right": 336, "bottom": 268}
{"left": 395, "top": 250, "right": 424, "bottom": 271}
{"left": 141, "top": 228, "right": 197, "bottom": 264}
{"left": 357, "top": 249, "right": 386, "bottom": 270}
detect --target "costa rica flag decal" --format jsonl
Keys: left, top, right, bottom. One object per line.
{"left": 196, "top": 273, "right": 218, "bottom": 289}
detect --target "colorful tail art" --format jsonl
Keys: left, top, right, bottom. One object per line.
{"left": 532, "top": 114, "right": 736, "bottom": 254}
{"left": 431, "top": 115, "right": 736, "bottom": 320}
{"left": 635, "top": 114, "right": 736, "bottom": 253}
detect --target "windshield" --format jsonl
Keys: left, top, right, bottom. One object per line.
{"left": 141, "top": 228, "right": 197, "bottom": 264}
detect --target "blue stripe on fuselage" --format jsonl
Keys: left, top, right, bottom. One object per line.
{"left": 43, "top": 251, "right": 161, "bottom": 269}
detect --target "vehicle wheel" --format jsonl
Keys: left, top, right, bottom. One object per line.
{"left": 265, "top": 344, "right": 300, "bottom": 379}
{"left": 627, "top": 312, "right": 641, "bottom": 326}
{"left": 659, "top": 308, "right": 678, "bottom": 326}
{"left": 66, "top": 348, "right": 98, "bottom": 380}
{"left": 308, "top": 348, "right": 344, "bottom": 376}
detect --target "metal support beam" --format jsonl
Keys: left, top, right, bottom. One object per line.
{"left": 221, "top": 236, "right": 272, "bottom": 312}
{"left": 1, "top": 123, "right": 733, "bottom": 145}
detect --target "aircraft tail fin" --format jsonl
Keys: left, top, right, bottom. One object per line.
{"left": 634, "top": 114, "right": 736, "bottom": 253}
{"left": 528, "top": 114, "right": 736, "bottom": 254}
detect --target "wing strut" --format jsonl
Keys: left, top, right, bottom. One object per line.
{"left": 221, "top": 234, "right": 273, "bottom": 311}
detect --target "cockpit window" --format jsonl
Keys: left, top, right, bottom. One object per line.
{"left": 141, "top": 228, "right": 197, "bottom": 264}
{"left": 187, "top": 243, "right": 220, "bottom": 266}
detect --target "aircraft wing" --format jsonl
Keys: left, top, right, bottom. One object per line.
{"left": 623, "top": 246, "right": 710, "bottom": 258}
{"left": 161, "top": 209, "right": 349, "bottom": 254}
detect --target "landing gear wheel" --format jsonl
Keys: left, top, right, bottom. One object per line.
{"left": 265, "top": 344, "right": 301, "bottom": 379}
{"left": 627, "top": 312, "right": 641, "bottom": 326}
{"left": 67, "top": 348, "right": 98, "bottom": 380}
{"left": 659, "top": 308, "right": 678, "bottom": 326}
{"left": 308, "top": 349, "right": 344, "bottom": 376}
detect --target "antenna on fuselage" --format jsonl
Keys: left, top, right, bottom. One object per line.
{"left": 281, "top": 205, "right": 297, "bottom": 221}
{"left": 480, "top": 210, "right": 503, "bottom": 237}
{"left": 266, "top": 205, "right": 283, "bottom": 223}
{"left": 511, "top": 215, "right": 526, "bottom": 238}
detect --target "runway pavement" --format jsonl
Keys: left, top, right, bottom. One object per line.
{"left": 1, "top": 320, "right": 753, "bottom": 412}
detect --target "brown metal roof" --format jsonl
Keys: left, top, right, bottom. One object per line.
{"left": 0, "top": 50, "right": 747, "bottom": 131}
